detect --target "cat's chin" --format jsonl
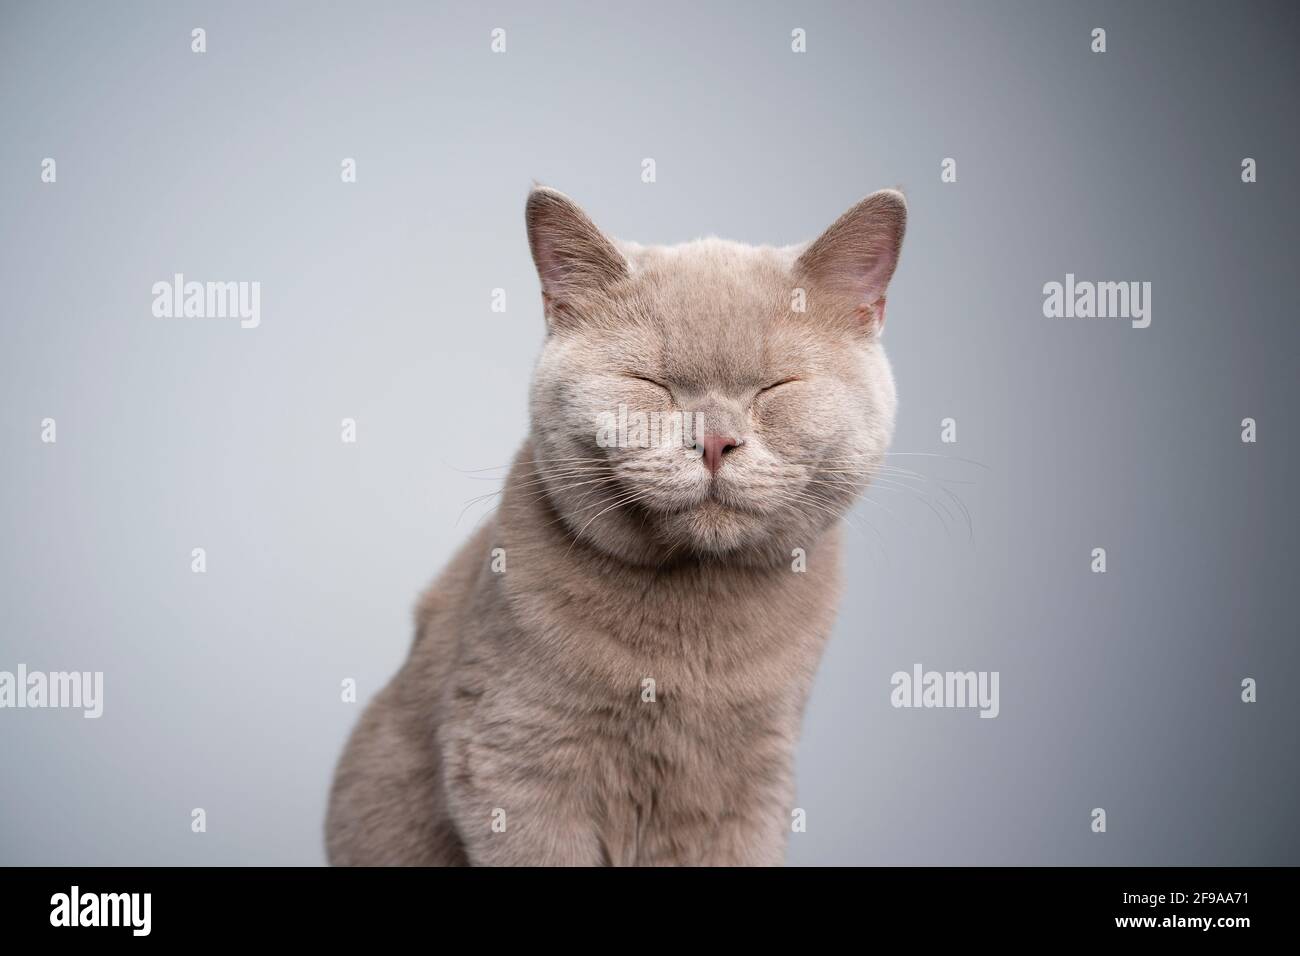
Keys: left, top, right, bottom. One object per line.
{"left": 657, "top": 497, "right": 777, "bottom": 557}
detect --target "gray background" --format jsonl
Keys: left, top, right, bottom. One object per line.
{"left": 1, "top": 0, "right": 1296, "bottom": 865}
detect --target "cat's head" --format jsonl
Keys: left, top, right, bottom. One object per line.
{"left": 524, "top": 186, "right": 905, "bottom": 567}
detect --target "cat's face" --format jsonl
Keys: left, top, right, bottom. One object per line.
{"left": 525, "top": 187, "right": 905, "bottom": 567}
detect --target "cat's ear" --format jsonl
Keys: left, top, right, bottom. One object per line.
{"left": 795, "top": 189, "right": 906, "bottom": 331}
{"left": 526, "top": 186, "right": 629, "bottom": 325}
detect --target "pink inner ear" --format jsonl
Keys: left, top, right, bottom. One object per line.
{"left": 814, "top": 233, "right": 900, "bottom": 315}
{"left": 534, "top": 244, "right": 568, "bottom": 301}
{"left": 857, "top": 241, "right": 899, "bottom": 302}
{"left": 797, "top": 189, "right": 906, "bottom": 321}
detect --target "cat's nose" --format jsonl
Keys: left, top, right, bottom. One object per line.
{"left": 699, "top": 434, "right": 741, "bottom": 475}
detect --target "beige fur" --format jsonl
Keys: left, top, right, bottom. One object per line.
{"left": 325, "top": 186, "right": 906, "bottom": 865}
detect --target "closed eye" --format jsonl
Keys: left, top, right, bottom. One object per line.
{"left": 626, "top": 374, "right": 671, "bottom": 392}
{"left": 759, "top": 377, "right": 800, "bottom": 393}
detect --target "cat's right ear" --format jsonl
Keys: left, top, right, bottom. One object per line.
{"left": 794, "top": 189, "right": 907, "bottom": 333}
{"left": 525, "top": 186, "right": 629, "bottom": 328}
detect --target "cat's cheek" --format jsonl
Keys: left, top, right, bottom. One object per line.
{"left": 751, "top": 391, "right": 795, "bottom": 421}
{"left": 752, "top": 394, "right": 814, "bottom": 448}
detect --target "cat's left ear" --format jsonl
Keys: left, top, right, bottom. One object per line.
{"left": 795, "top": 189, "right": 907, "bottom": 331}
{"left": 526, "top": 186, "right": 629, "bottom": 329}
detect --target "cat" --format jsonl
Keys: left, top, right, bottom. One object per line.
{"left": 325, "top": 185, "right": 906, "bottom": 865}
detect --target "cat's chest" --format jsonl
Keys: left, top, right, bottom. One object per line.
{"left": 590, "top": 691, "right": 796, "bottom": 866}
{"left": 546, "top": 575, "right": 831, "bottom": 702}
{"left": 545, "top": 582, "right": 826, "bottom": 764}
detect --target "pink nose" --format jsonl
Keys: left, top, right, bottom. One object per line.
{"left": 700, "top": 434, "right": 741, "bottom": 475}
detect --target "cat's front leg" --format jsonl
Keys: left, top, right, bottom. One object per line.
{"left": 699, "top": 811, "right": 790, "bottom": 866}
{"left": 445, "top": 773, "right": 607, "bottom": 866}
{"left": 644, "top": 807, "right": 790, "bottom": 866}
{"left": 638, "top": 772, "right": 795, "bottom": 866}
{"left": 440, "top": 719, "right": 608, "bottom": 866}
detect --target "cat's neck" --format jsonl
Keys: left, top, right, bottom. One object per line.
{"left": 490, "top": 443, "right": 842, "bottom": 683}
